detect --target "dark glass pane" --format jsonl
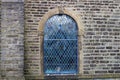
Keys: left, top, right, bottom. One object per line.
{"left": 44, "top": 14, "right": 78, "bottom": 75}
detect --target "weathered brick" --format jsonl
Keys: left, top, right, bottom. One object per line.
{"left": 1, "top": 2, "right": 24, "bottom": 79}
{"left": 1, "top": 0, "right": 120, "bottom": 79}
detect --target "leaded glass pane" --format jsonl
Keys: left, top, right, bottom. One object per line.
{"left": 44, "top": 14, "right": 78, "bottom": 75}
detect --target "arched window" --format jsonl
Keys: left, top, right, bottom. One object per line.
{"left": 43, "top": 14, "right": 78, "bottom": 75}
{"left": 39, "top": 8, "right": 84, "bottom": 78}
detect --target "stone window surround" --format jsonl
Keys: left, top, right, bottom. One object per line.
{"left": 38, "top": 7, "right": 84, "bottom": 78}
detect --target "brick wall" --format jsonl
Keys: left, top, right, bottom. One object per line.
{"left": 0, "top": 0, "right": 120, "bottom": 80}
{"left": 25, "top": 0, "right": 120, "bottom": 79}
{"left": 82, "top": 0, "right": 120, "bottom": 75}
{"left": 1, "top": 1, "right": 24, "bottom": 80}
{"left": 24, "top": 0, "right": 42, "bottom": 79}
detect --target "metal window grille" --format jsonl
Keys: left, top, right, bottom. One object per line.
{"left": 44, "top": 14, "right": 78, "bottom": 75}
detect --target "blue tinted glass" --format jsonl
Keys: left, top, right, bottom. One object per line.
{"left": 44, "top": 14, "right": 78, "bottom": 75}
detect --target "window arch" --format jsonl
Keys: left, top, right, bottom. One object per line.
{"left": 39, "top": 7, "right": 84, "bottom": 77}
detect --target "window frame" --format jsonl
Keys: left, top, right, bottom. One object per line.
{"left": 38, "top": 7, "right": 84, "bottom": 78}
{"left": 44, "top": 14, "right": 79, "bottom": 75}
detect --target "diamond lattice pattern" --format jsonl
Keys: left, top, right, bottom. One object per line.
{"left": 44, "top": 14, "right": 78, "bottom": 75}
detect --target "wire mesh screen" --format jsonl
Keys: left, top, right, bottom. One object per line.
{"left": 44, "top": 14, "right": 78, "bottom": 75}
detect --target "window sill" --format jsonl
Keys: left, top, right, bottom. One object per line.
{"left": 44, "top": 75, "right": 79, "bottom": 79}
